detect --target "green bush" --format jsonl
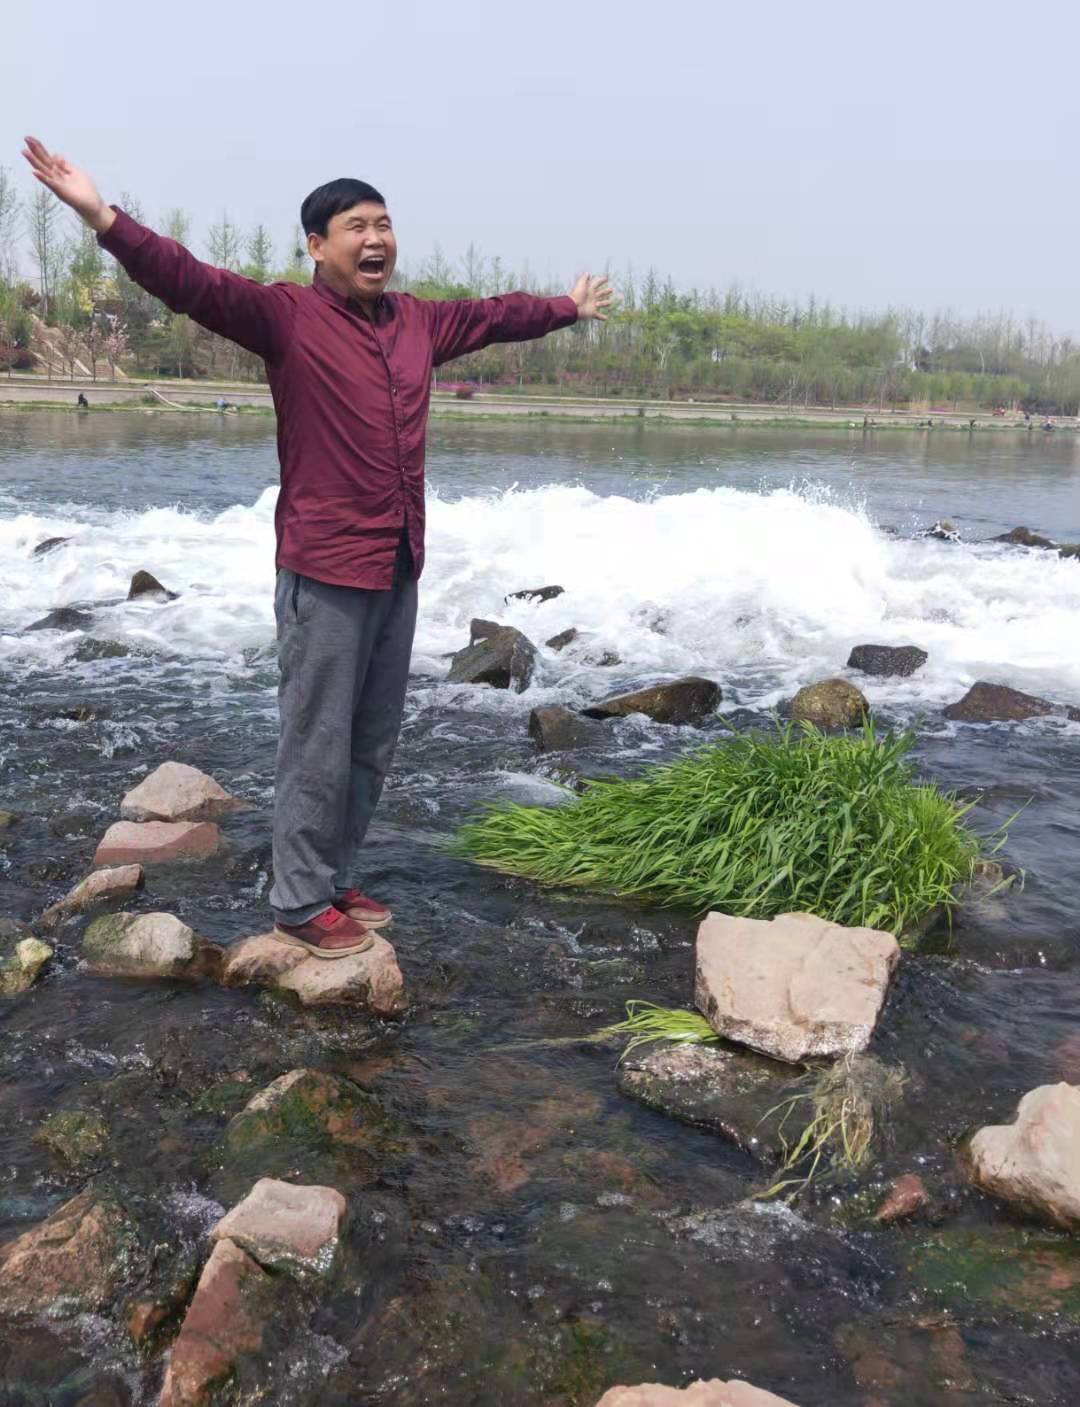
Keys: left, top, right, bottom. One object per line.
{"left": 452, "top": 722, "right": 990, "bottom": 935}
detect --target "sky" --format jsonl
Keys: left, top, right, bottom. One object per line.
{"left": 6, "top": 0, "right": 1080, "bottom": 328}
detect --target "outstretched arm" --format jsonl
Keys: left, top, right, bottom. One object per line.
{"left": 429, "top": 273, "right": 613, "bottom": 367}
{"left": 21, "top": 137, "right": 291, "bottom": 361}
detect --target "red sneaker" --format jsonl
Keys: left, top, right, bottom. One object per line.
{"left": 336, "top": 888, "right": 392, "bottom": 928}
{"left": 273, "top": 906, "right": 376, "bottom": 958}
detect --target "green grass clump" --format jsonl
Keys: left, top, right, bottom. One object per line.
{"left": 599, "top": 1000, "right": 719, "bottom": 1062}
{"left": 453, "top": 721, "right": 989, "bottom": 935}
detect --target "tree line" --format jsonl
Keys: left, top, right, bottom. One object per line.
{"left": 3, "top": 169, "right": 1080, "bottom": 413}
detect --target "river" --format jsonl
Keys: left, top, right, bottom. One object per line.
{"left": 1, "top": 413, "right": 1079, "bottom": 1405}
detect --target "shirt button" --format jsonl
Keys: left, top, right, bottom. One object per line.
{"left": 391, "top": 384, "right": 398, "bottom": 396}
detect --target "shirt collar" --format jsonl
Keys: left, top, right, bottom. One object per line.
{"left": 313, "top": 269, "right": 385, "bottom": 319}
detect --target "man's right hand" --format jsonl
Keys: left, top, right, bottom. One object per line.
{"left": 21, "top": 136, "right": 115, "bottom": 235}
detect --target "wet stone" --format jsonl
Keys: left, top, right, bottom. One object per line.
{"left": 966, "top": 1082, "right": 1080, "bottom": 1229}
{"left": 546, "top": 626, "right": 579, "bottom": 651}
{"left": 506, "top": 583, "right": 564, "bottom": 603}
{"left": 94, "top": 819, "right": 222, "bottom": 866}
{"left": 38, "top": 863, "right": 144, "bottom": 930}
{"left": 33, "top": 1109, "right": 110, "bottom": 1166}
{"left": 0, "top": 935, "right": 53, "bottom": 996}
{"left": 847, "top": 644, "right": 928, "bottom": 677}
{"left": 32, "top": 535, "right": 70, "bottom": 556}
{"left": 83, "top": 911, "right": 219, "bottom": 979}
{"left": 943, "top": 680, "right": 1080, "bottom": 723}
{"left": 582, "top": 676, "right": 721, "bottom": 725}
{"left": 120, "top": 761, "right": 244, "bottom": 823}
{"left": 597, "top": 1381, "right": 800, "bottom": 1406}
{"left": 787, "top": 677, "right": 869, "bottom": 728}
{"left": 127, "top": 568, "right": 178, "bottom": 601}
{"left": 447, "top": 625, "right": 537, "bottom": 692}
{"left": 25, "top": 606, "right": 93, "bottom": 633}
{"left": 469, "top": 617, "right": 502, "bottom": 644}
{"left": 617, "top": 1041, "right": 800, "bottom": 1159}
{"left": 211, "top": 1177, "right": 346, "bottom": 1279}
{"left": 529, "top": 704, "right": 609, "bottom": 751}
{"left": 994, "top": 525, "right": 1057, "bottom": 548}
{"left": 221, "top": 931, "right": 406, "bottom": 1014}
{"left": 907, "top": 1224, "right": 1080, "bottom": 1321}
{"left": 875, "top": 1173, "right": 932, "bottom": 1224}
{"left": 0, "top": 1187, "right": 136, "bottom": 1317}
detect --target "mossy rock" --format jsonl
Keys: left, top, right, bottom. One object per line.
{"left": 34, "top": 1110, "right": 110, "bottom": 1166}
{"left": 907, "top": 1225, "right": 1080, "bottom": 1321}
{"left": 0, "top": 935, "right": 54, "bottom": 996}
{"left": 788, "top": 678, "right": 870, "bottom": 728}
{"left": 192, "top": 1078, "right": 257, "bottom": 1119}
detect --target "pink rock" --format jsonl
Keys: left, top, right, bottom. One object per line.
{"left": 222, "top": 931, "right": 406, "bottom": 1015}
{"left": 0, "top": 1188, "right": 132, "bottom": 1316}
{"left": 595, "top": 1381, "right": 800, "bottom": 1406}
{"left": 94, "top": 820, "right": 221, "bottom": 866}
{"left": 158, "top": 1238, "right": 274, "bottom": 1407}
{"left": 219, "top": 933, "right": 308, "bottom": 988}
{"left": 967, "top": 1082, "right": 1080, "bottom": 1229}
{"left": 120, "top": 761, "right": 244, "bottom": 823}
{"left": 695, "top": 911, "right": 900, "bottom": 1063}
{"left": 211, "top": 1178, "right": 346, "bottom": 1277}
{"left": 38, "top": 864, "right": 144, "bottom": 930}
{"left": 875, "top": 1173, "right": 931, "bottom": 1224}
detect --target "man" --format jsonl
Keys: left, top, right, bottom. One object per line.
{"left": 22, "top": 135, "right": 612, "bottom": 958}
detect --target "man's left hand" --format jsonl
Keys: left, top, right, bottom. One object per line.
{"left": 569, "top": 273, "right": 613, "bottom": 321}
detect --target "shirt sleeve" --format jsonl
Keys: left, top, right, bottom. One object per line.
{"left": 99, "top": 208, "right": 294, "bottom": 362}
{"left": 429, "top": 292, "right": 578, "bottom": 367}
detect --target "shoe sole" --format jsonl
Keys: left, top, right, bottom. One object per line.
{"left": 272, "top": 927, "right": 376, "bottom": 959}
{"left": 339, "top": 910, "right": 392, "bottom": 929}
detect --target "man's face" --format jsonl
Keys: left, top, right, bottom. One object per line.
{"left": 308, "top": 201, "right": 397, "bottom": 304}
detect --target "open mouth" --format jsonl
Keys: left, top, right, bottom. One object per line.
{"left": 357, "top": 255, "right": 387, "bottom": 279}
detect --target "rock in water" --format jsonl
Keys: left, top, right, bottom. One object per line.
{"left": 0, "top": 937, "right": 53, "bottom": 996}
{"left": 94, "top": 819, "right": 222, "bottom": 865}
{"left": 0, "top": 1188, "right": 135, "bottom": 1316}
{"left": 224, "top": 1069, "right": 394, "bottom": 1161}
{"left": 596, "top": 1381, "right": 799, "bottom": 1406}
{"left": 994, "top": 526, "right": 1057, "bottom": 549}
{"left": 847, "top": 644, "right": 928, "bottom": 678}
{"left": 875, "top": 1173, "right": 931, "bottom": 1224}
{"left": 469, "top": 617, "right": 502, "bottom": 644}
{"left": 127, "top": 569, "right": 178, "bottom": 601}
{"left": 158, "top": 1238, "right": 276, "bottom": 1407}
{"left": 32, "top": 536, "right": 70, "bottom": 557}
{"left": 33, "top": 1110, "right": 109, "bottom": 1166}
{"left": 38, "top": 863, "right": 145, "bottom": 930}
{"left": 528, "top": 705, "right": 608, "bottom": 752}
{"left": 694, "top": 911, "right": 900, "bottom": 1063}
{"left": 211, "top": 1179, "right": 346, "bottom": 1279}
{"left": 25, "top": 606, "right": 93, "bottom": 633}
{"left": 83, "top": 911, "right": 218, "bottom": 979}
{"left": 505, "top": 584, "right": 564, "bottom": 603}
{"left": 221, "top": 932, "right": 406, "bottom": 1014}
{"left": 943, "top": 681, "right": 1080, "bottom": 723}
{"left": 447, "top": 626, "right": 537, "bottom": 692}
{"left": 925, "top": 520, "right": 960, "bottom": 541}
{"left": 787, "top": 678, "right": 869, "bottom": 728}
{"left": 545, "top": 627, "right": 579, "bottom": 651}
{"left": 966, "top": 1083, "right": 1080, "bottom": 1229}
{"left": 582, "top": 677, "right": 721, "bottom": 725}
{"left": 120, "top": 761, "right": 244, "bottom": 823}
{"left": 617, "top": 1042, "right": 799, "bottom": 1159}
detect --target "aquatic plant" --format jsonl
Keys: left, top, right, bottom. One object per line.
{"left": 598, "top": 1000, "right": 719, "bottom": 1062}
{"left": 453, "top": 720, "right": 989, "bottom": 936}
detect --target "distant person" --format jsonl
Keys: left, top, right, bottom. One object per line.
{"left": 76, "top": 391, "right": 89, "bottom": 408}
{"left": 1044, "top": 417, "right": 1055, "bottom": 431}
{"left": 215, "top": 396, "right": 228, "bottom": 412}
{"left": 22, "top": 134, "right": 611, "bottom": 959}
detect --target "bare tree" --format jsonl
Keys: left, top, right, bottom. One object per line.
{"left": 104, "top": 325, "right": 129, "bottom": 379}
{"left": 0, "top": 166, "right": 20, "bottom": 280}
{"left": 27, "top": 188, "right": 62, "bottom": 317}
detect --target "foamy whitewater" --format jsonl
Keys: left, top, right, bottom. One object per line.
{"left": 2, "top": 481, "right": 1079, "bottom": 716}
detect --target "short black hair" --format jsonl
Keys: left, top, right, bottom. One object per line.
{"left": 301, "top": 178, "right": 388, "bottom": 237}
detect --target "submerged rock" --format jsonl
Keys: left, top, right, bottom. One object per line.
{"left": 846, "top": 644, "right": 928, "bottom": 678}
{"left": 94, "top": 819, "right": 222, "bottom": 865}
{"left": 0, "top": 1187, "right": 135, "bottom": 1317}
{"left": 38, "top": 863, "right": 145, "bottom": 930}
{"left": 994, "top": 525, "right": 1057, "bottom": 549}
{"left": 127, "top": 569, "right": 178, "bottom": 601}
{"left": 943, "top": 680, "right": 1080, "bottom": 723}
{"left": 447, "top": 626, "right": 537, "bottom": 692}
{"left": 220, "top": 931, "right": 406, "bottom": 1015}
{"left": 33, "top": 1109, "right": 109, "bottom": 1166}
{"left": 0, "top": 936, "right": 53, "bottom": 996}
{"left": 0, "top": 810, "right": 15, "bottom": 828}
{"left": 874, "top": 1173, "right": 931, "bottom": 1224}
{"left": 582, "top": 677, "right": 721, "bottom": 726}
{"left": 966, "top": 1083, "right": 1080, "bottom": 1229}
{"left": 32, "top": 536, "right": 70, "bottom": 557}
{"left": 617, "top": 1042, "right": 798, "bottom": 1159}
{"left": 506, "top": 583, "right": 564, "bottom": 603}
{"left": 211, "top": 1178, "right": 346, "bottom": 1279}
{"left": 787, "top": 678, "right": 869, "bottom": 728}
{"left": 529, "top": 705, "right": 609, "bottom": 752}
{"left": 597, "top": 1382, "right": 798, "bottom": 1406}
{"left": 158, "top": 1238, "right": 277, "bottom": 1407}
{"left": 83, "top": 911, "right": 220, "bottom": 979}
{"left": 224, "top": 1068, "right": 395, "bottom": 1159}
{"left": 907, "top": 1223, "right": 1080, "bottom": 1322}
{"left": 694, "top": 911, "right": 900, "bottom": 1063}
{"left": 120, "top": 761, "right": 244, "bottom": 823}
{"left": 25, "top": 606, "right": 93, "bottom": 633}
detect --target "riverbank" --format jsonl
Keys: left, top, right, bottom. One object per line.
{"left": 2, "top": 376, "right": 1074, "bottom": 431}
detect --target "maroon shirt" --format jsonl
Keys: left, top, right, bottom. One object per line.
{"left": 99, "top": 209, "right": 578, "bottom": 587}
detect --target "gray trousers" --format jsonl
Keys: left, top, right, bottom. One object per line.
{"left": 269, "top": 536, "right": 418, "bottom": 925}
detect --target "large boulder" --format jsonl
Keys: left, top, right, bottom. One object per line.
{"left": 596, "top": 1381, "right": 799, "bottom": 1406}
{"left": 966, "top": 1083, "right": 1080, "bottom": 1229}
{"left": 694, "top": 911, "right": 900, "bottom": 1063}
{"left": 221, "top": 932, "right": 406, "bottom": 1015}
{"left": 211, "top": 1179, "right": 346, "bottom": 1279}
{"left": 447, "top": 626, "right": 537, "bottom": 692}
{"left": 38, "top": 863, "right": 145, "bottom": 930}
{"left": 158, "top": 1238, "right": 277, "bottom": 1407}
{"left": 787, "top": 678, "right": 868, "bottom": 728}
{"left": 846, "top": 644, "right": 928, "bottom": 678}
{"left": 582, "top": 677, "right": 721, "bottom": 726}
{"left": 0, "top": 1188, "right": 135, "bottom": 1317}
{"left": 617, "top": 1042, "right": 799, "bottom": 1159}
{"left": 994, "top": 526, "right": 1056, "bottom": 549}
{"left": 528, "top": 705, "right": 609, "bottom": 752}
{"left": 120, "top": 761, "right": 243, "bottom": 823}
{"left": 26, "top": 606, "right": 93, "bottom": 633}
{"left": 943, "top": 681, "right": 1080, "bottom": 723}
{"left": 94, "top": 819, "right": 222, "bottom": 865}
{"left": 0, "top": 936, "right": 53, "bottom": 996}
{"left": 127, "top": 569, "right": 178, "bottom": 601}
{"left": 83, "top": 911, "right": 220, "bottom": 979}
